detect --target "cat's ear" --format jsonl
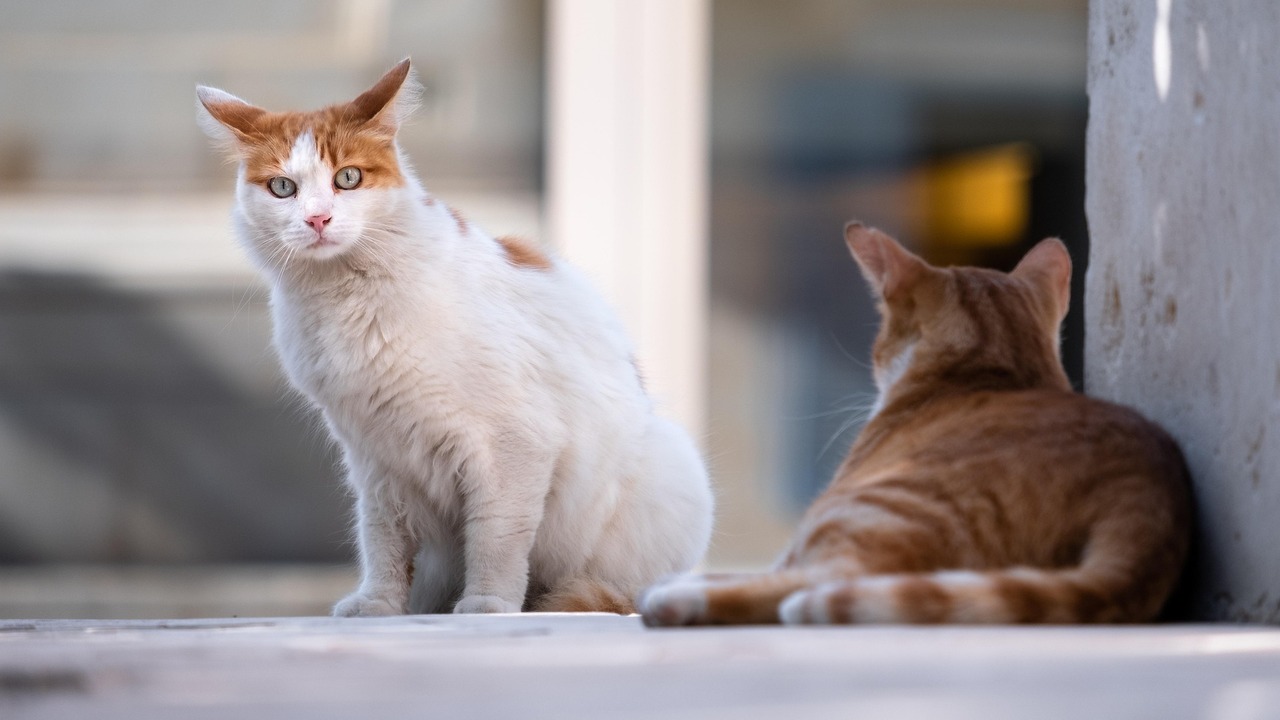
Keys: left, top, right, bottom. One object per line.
{"left": 845, "top": 222, "right": 926, "bottom": 302}
{"left": 349, "top": 58, "right": 421, "bottom": 133}
{"left": 1012, "top": 238, "right": 1072, "bottom": 321}
{"left": 195, "top": 86, "right": 266, "bottom": 153}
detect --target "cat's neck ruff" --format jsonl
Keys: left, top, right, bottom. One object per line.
{"left": 868, "top": 342, "right": 917, "bottom": 420}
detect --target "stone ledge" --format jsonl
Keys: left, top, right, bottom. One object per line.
{"left": 3, "top": 615, "right": 1279, "bottom": 719}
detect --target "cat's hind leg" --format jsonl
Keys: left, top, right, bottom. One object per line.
{"left": 530, "top": 572, "right": 762, "bottom": 616}
{"left": 605, "top": 416, "right": 714, "bottom": 582}
{"left": 530, "top": 577, "right": 635, "bottom": 614}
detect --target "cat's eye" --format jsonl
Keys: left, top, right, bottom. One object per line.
{"left": 268, "top": 176, "right": 297, "bottom": 198}
{"left": 334, "top": 166, "right": 362, "bottom": 190}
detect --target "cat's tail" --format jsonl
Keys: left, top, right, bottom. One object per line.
{"left": 640, "top": 565, "right": 1163, "bottom": 626}
{"left": 780, "top": 512, "right": 1186, "bottom": 625}
{"left": 777, "top": 566, "right": 1136, "bottom": 625}
{"left": 534, "top": 577, "right": 636, "bottom": 615}
{"left": 641, "top": 518, "right": 1186, "bottom": 625}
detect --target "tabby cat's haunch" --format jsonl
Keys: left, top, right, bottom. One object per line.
{"left": 196, "top": 60, "right": 713, "bottom": 616}
{"left": 640, "top": 224, "right": 1191, "bottom": 625}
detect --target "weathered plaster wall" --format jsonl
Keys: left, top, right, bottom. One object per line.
{"left": 1086, "top": 0, "right": 1280, "bottom": 621}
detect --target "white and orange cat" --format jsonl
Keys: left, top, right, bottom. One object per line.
{"left": 196, "top": 59, "right": 713, "bottom": 616}
{"left": 641, "top": 223, "right": 1191, "bottom": 625}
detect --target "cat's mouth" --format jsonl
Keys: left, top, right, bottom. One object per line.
{"left": 307, "top": 235, "right": 340, "bottom": 250}
{"left": 299, "top": 234, "right": 348, "bottom": 259}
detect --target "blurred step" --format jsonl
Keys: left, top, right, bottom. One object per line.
{"left": 0, "top": 564, "right": 355, "bottom": 619}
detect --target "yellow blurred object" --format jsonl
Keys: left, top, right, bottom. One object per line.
{"left": 922, "top": 143, "right": 1035, "bottom": 249}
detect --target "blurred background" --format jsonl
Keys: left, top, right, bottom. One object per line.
{"left": 0, "top": 0, "right": 1087, "bottom": 617}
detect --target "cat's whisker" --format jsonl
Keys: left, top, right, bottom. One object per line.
{"left": 262, "top": 241, "right": 297, "bottom": 275}
{"left": 785, "top": 390, "right": 876, "bottom": 422}
{"left": 815, "top": 399, "right": 876, "bottom": 461}
{"left": 220, "top": 279, "right": 267, "bottom": 334}
{"left": 829, "top": 333, "right": 872, "bottom": 373}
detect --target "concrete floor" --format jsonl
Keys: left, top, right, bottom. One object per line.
{"left": 3, "top": 614, "right": 1280, "bottom": 719}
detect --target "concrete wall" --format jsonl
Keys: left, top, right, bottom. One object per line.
{"left": 1086, "top": 0, "right": 1280, "bottom": 621}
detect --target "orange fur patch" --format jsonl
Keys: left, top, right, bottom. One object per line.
{"left": 894, "top": 578, "right": 954, "bottom": 623}
{"left": 694, "top": 571, "right": 819, "bottom": 624}
{"left": 201, "top": 80, "right": 407, "bottom": 191}
{"left": 534, "top": 579, "right": 634, "bottom": 614}
{"left": 226, "top": 106, "right": 405, "bottom": 189}
{"left": 496, "top": 235, "right": 552, "bottom": 270}
{"left": 447, "top": 205, "right": 469, "bottom": 235}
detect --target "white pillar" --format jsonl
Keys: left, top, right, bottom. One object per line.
{"left": 546, "top": 0, "right": 710, "bottom": 441}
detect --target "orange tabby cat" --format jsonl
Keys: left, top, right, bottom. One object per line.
{"left": 639, "top": 223, "right": 1192, "bottom": 625}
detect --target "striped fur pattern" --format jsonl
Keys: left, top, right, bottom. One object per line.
{"left": 640, "top": 224, "right": 1191, "bottom": 626}
{"left": 197, "top": 60, "right": 713, "bottom": 616}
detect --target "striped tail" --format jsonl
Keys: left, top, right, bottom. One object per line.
{"left": 642, "top": 504, "right": 1186, "bottom": 626}
{"left": 778, "top": 566, "right": 1150, "bottom": 624}
{"left": 642, "top": 542, "right": 1183, "bottom": 626}
{"left": 641, "top": 564, "right": 1170, "bottom": 626}
{"left": 780, "top": 515, "right": 1186, "bottom": 624}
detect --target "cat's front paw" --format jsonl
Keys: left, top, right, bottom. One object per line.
{"left": 453, "top": 594, "right": 521, "bottom": 614}
{"left": 637, "top": 576, "right": 708, "bottom": 627}
{"left": 333, "top": 593, "right": 404, "bottom": 618}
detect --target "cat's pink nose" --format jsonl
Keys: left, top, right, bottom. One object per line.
{"left": 306, "top": 213, "right": 332, "bottom": 233}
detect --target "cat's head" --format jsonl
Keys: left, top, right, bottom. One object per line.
{"left": 196, "top": 59, "right": 420, "bottom": 266}
{"left": 845, "top": 222, "right": 1073, "bottom": 407}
